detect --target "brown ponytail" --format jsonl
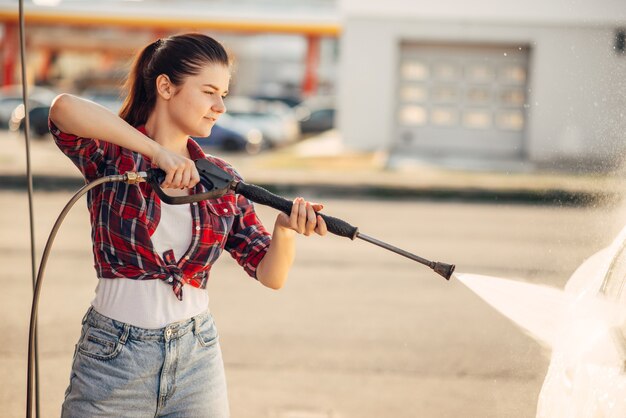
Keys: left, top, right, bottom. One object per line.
{"left": 119, "top": 33, "right": 230, "bottom": 127}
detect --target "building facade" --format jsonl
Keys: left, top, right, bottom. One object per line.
{"left": 338, "top": 0, "right": 626, "bottom": 170}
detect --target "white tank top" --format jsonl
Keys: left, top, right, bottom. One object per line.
{"left": 92, "top": 198, "right": 209, "bottom": 329}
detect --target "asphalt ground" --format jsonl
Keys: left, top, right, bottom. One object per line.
{"left": 2, "top": 192, "right": 623, "bottom": 418}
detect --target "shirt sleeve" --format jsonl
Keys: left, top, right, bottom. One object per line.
{"left": 224, "top": 193, "right": 272, "bottom": 279}
{"left": 48, "top": 117, "right": 111, "bottom": 182}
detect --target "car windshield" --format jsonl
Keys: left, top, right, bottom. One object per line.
{"left": 601, "top": 243, "right": 626, "bottom": 301}
{"left": 229, "top": 112, "right": 282, "bottom": 121}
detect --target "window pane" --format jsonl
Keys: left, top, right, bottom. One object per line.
{"left": 399, "top": 105, "right": 427, "bottom": 126}
{"left": 501, "top": 89, "right": 526, "bottom": 106}
{"left": 400, "top": 85, "right": 428, "bottom": 102}
{"left": 431, "top": 107, "right": 459, "bottom": 126}
{"left": 463, "top": 110, "right": 492, "bottom": 129}
{"left": 401, "top": 61, "right": 429, "bottom": 81}
{"left": 500, "top": 66, "right": 526, "bottom": 84}
{"left": 467, "top": 87, "right": 491, "bottom": 105}
{"left": 496, "top": 110, "right": 525, "bottom": 131}
{"left": 432, "top": 62, "right": 459, "bottom": 80}
{"left": 466, "top": 64, "right": 495, "bottom": 82}
{"left": 431, "top": 85, "right": 458, "bottom": 103}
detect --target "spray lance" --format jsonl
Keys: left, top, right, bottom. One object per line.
{"left": 26, "top": 159, "right": 454, "bottom": 418}
{"left": 148, "top": 159, "right": 456, "bottom": 279}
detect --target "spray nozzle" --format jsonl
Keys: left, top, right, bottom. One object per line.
{"left": 433, "top": 262, "right": 455, "bottom": 280}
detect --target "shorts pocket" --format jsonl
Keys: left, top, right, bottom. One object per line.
{"left": 195, "top": 316, "right": 219, "bottom": 348}
{"left": 78, "top": 326, "right": 124, "bottom": 361}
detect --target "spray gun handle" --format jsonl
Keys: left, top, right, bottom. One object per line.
{"left": 148, "top": 159, "right": 359, "bottom": 238}
{"left": 145, "top": 159, "right": 234, "bottom": 204}
{"left": 234, "top": 181, "right": 359, "bottom": 240}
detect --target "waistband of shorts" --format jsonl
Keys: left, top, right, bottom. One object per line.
{"left": 82, "top": 305, "right": 212, "bottom": 342}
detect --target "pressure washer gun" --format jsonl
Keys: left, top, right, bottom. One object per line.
{"left": 137, "top": 159, "right": 455, "bottom": 280}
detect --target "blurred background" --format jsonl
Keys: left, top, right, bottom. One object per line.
{"left": 1, "top": 1, "right": 626, "bottom": 417}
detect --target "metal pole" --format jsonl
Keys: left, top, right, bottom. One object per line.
{"left": 17, "top": 0, "right": 41, "bottom": 415}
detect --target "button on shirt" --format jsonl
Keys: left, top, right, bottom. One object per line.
{"left": 49, "top": 119, "right": 272, "bottom": 300}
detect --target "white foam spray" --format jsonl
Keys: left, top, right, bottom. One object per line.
{"left": 455, "top": 224, "right": 626, "bottom": 418}
{"left": 455, "top": 273, "right": 568, "bottom": 349}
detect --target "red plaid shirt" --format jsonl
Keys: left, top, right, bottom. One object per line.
{"left": 49, "top": 119, "right": 271, "bottom": 300}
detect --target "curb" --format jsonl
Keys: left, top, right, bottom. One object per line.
{"left": 0, "top": 174, "right": 619, "bottom": 206}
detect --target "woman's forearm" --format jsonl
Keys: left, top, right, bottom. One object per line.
{"left": 49, "top": 93, "right": 159, "bottom": 159}
{"left": 256, "top": 225, "right": 296, "bottom": 290}
{"left": 50, "top": 94, "right": 201, "bottom": 189}
{"left": 255, "top": 199, "right": 327, "bottom": 289}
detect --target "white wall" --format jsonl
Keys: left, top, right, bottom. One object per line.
{"left": 340, "top": 0, "right": 626, "bottom": 25}
{"left": 526, "top": 27, "right": 626, "bottom": 165}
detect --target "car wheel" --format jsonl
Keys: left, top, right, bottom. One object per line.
{"left": 35, "top": 125, "right": 49, "bottom": 138}
{"left": 222, "top": 137, "right": 242, "bottom": 152}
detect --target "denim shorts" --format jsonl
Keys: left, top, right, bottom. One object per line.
{"left": 61, "top": 306, "right": 230, "bottom": 418}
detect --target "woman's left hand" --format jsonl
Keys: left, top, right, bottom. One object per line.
{"left": 275, "top": 197, "right": 327, "bottom": 236}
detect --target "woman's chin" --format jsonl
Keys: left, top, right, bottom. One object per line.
{"left": 193, "top": 126, "right": 213, "bottom": 138}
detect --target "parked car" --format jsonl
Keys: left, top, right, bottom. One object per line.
{"left": 294, "top": 96, "right": 336, "bottom": 134}
{"left": 0, "top": 85, "right": 56, "bottom": 131}
{"left": 224, "top": 96, "right": 300, "bottom": 147}
{"left": 10, "top": 104, "right": 51, "bottom": 138}
{"left": 250, "top": 94, "right": 302, "bottom": 108}
{"left": 82, "top": 89, "right": 124, "bottom": 113}
{"left": 462, "top": 225, "right": 626, "bottom": 418}
{"left": 534, "top": 226, "right": 626, "bottom": 418}
{"left": 193, "top": 114, "right": 264, "bottom": 154}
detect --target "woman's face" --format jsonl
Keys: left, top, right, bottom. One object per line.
{"left": 167, "top": 63, "right": 230, "bottom": 138}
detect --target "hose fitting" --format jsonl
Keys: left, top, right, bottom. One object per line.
{"left": 123, "top": 171, "right": 147, "bottom": 184}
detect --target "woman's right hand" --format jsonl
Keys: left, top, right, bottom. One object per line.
{"left": 151, "top": 146, "right": 200, "bottom": 189}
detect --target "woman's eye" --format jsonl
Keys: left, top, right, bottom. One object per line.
{"left": 204, "top": 91, "right": 214, "bottom": 95}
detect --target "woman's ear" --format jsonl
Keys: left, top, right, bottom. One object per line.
{"left": 155, "top": 74, "right": 173, "bottom": 100}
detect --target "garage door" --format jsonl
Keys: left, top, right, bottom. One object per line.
{"left": 395, "top": 42, "right": 530, "bottom": 160}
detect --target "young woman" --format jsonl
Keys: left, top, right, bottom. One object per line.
{"left": 49, "top": 33, "right": 327, "bottom": 418}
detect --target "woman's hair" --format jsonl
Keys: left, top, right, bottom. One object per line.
{"left": 119, "top": 33, "right": 230, "bottom": 126}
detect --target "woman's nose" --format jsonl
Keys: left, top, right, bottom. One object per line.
{"left": 213, "top": 97, "right": 226, "bottom": 114}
